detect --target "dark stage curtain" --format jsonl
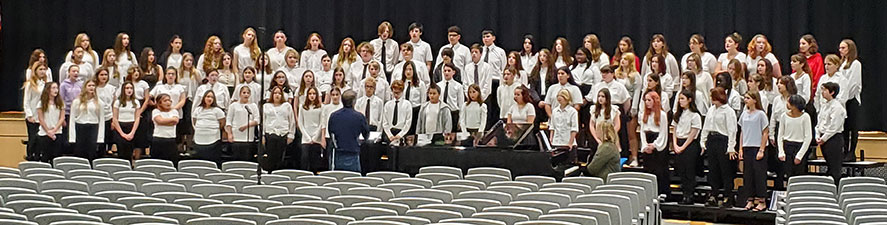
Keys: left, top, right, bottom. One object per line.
{"left": 2, "top": 0, "right": 886, "bottom": 131}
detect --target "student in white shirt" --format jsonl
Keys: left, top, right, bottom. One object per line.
{"left": 350, "top": 42, "right": 375, "bottom": 89}
{"left": 112, "top": 82, "right": 142, "bottom": 162}
{"left": 417, "top": 85, "right": 453, "bottom": 135}
{"left": 321, "top": 87, "right": 344, "bottom": 141}
{"left": 551, "top": 37, "right": 573, "bottom": 69}
{"left": 571, "top": 47, "right": 598, "bottom": 91}
{"left": 217, "top": 53, "right": 237, "bottom": 89}
{"left": 358, "top": 61, "right": 391, "bottom": 101}
{"left": 769, "top": 76, "right": 800, "bottom": 145}
{"left": 263, "top": 86, "right": 296, "bottom": 171}
{"left": 435, "top": 26, "right": 471, "bottom": 72}
{"left": 137, "top": 47, "right": 164, "bottom": 86}
{"left": 391, "top": 43, "right": 430, "bottom": 84}
{"left": 266, "top": 71, "right": 295, "bottom": 102}
{"left": 179, "top": 53, "right": 203, "bottom": 102}
{"left": 543, "top": 67, "right": 583, "bottom": 116}
{"left": 121, "top": 67, "right": 152, "bottom": 151}
{"left": 371, "top": 22, "right": 400, "bottom": 75}
{"left": 587, "top": 66, "right": 632, "bottom": 154}
{"left": 301, "top": 33, "right": 327, "bottom": 72}
{"left": 839, "top": 39, "right": 862, "bottom": 160}
{"left": 507, "top": 51, "right": 530, "bottom": 86}
{"left": 815, "top": 55, "right": 848, "bottom": 111}
{"left": 26, "top": 49, "right": 53, "bottom": 83}
{"left": 460, "top": 84, "right": 488, "bottom": 134}
{"left": 226, "top": 86, "right": 260, "bottom": 161}
{"left": 480, "top": 30, "right": 506, "bottom": 81}
{"left": 231, "top": 67, "right": 262, "bottom": 105}
{"left": 789, "top": 54, "right": 813, "bottom": 102}
{"left": 673, "top": 71, "right": 709, "bottom": 116}
{"left": 639, "top": 91, "right": 670, "bottom": 195}
{"left": 65, "top": 33, "right": 100, "bottom": 69}
{"left": 612, "top": 36, "right": 642, "bottom": 71}
{"left": 432, "top": 48, "right": 454, "bottom": 84}
{"left": 700, "top": 87, "right": 738, "bottom": 207}
{"left": 197, "top": 35, "right": 224, "bottom": 74}
{"left": 497, "top": 67, "right": 520, "bottom": 120}
{"left": 529, "top": 49, "right": 556, "bottom": 99}
{"left": 549, "top": 89, "right": 579, "bottom": 147}
{"left": 747, "top": 75, "right": 771, "bottom": 110}
{"left": 383, "top": 81, "right": 413, "bottom": 145}
{"left": 355, "top": 78, "right": 385, "bottom": 131}
{"left": 232, "top": 27, "right": 261, "bottom": 78}
{"left": 400, "top": 62, "right": 427, "bottom": 134}
{"left": 715, "top": 33, "right": 747, "bottom": 74}
{"left": 114, "top": 33, "right": 139, "bottom": 80}
{"left": 777, "top": 95, "right": 813, "bottom": 180}
{"left": 267, "top": 30, "right": 295, "bottom": 72}
{"left": 23, "top": 63, "right": 47, "bottom": 161}
{"left": 299, "top": 87, "right": 326, "bottom": 172}
{"left": 615, "top": 53, "right": 642, "bottom": 115}
{"left": 152, "top": 94, "right": 180, "bottom": 162}
{"left": 326, "top": 68, "right": 351, "bottom": 103}
{"left": 191, "top": 90, "right": 227, "bottom": 165}
{"left": 195, "top": 70, "right": 231, "bottom": 110}
{"left": 437, "top": 63, "right": 465, "bottom": 132}
{"left": 36, "top": 82, "right": 66, "bottom": 163}
{"left": 69, "top": 80, "right": 104, "bottom": 160}
{"left": 316, "top": 54, "right": 334, "bottom": 96}
{"left": 508, "top": 86, "right": 536, "bottom": 124}
{"left": 520, "top": 34, "right": 538, "bottom": 72}
{"left": 715, "top": 72, "right": 743, "bottom": 113}
{"left": 815, "top": 83, "right": 847, "bottom": 183}
{"left": 152, "top": 67, "right": 189, "bottom": 153}
{"left": 681, "top": 34, "right": 718, "bottom": 74}
{"left": 406, "top": 22, "right": 434, "bottom": 70}
{"left": 686, "top": 53, "right": 714, "bottom": 109}
{"left": 589, "top": 88, "right": 621, "bottom": 148}
{"left": 746, "top": 34, "right": 782, "bottom": 78}
{"left": 160, "top": 35, "right": 184, "bottom": 70}
{"left": 277, "top": 49, "right": 304, "bottom": 89}
{"left": 464, "top": 44, "right": 494, "bottom": 100}
{"left": 671, "top": 90, "right": 703, "bottom": 205}
{"left": 583, "top": 34, "right": 610, "bottom": 84}
{"left": 94, "top": 69, "right": 117, "bottom": 154}
{"left": 333, "top": 37, "right": 357, "bottom": 76}
{"left": 98, "top": 50, "right": 123, "bottom": 88}
{"left": 297, "top": 70, "right": 318, "bottom": 106}
{"left": 730, "top": 58, "right": 749, "bottom": 96}
{"left": 643, "top": 54, "right": 675, "bottom": 102}
{"left": 639, "top": 73, "right": 671, "bottom": 115}
{"left": 738, "top": 91, "right": 769, "bottom": 211}
{"left": 642, "top": 34, "right": 681, "bottom": 86}
{"left": 60, "top": 46, "right": 94, "bottom": 82}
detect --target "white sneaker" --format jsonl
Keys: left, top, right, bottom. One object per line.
{"left": 629, "top": 159, "right": 639, "bottom": 167}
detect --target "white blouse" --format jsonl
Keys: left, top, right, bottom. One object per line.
{"left": 96, "top": 85, "right": 117, "bottom": 121}
{"left": 150, "top": 83, "right": 186, "bottom": 114}
{"left": 22, "top": 81, "right": 45, "bottom": 120}
{"left": 496, "top": 82, "right": 519, "bottom": 119}
{"left": 152, "top": 109, "right": 179, "bottom": 139}
{"left": 840, "top": 60, "right": 862, "bottom": 104}
{"left": 113, "top": 100, "right": 140, "bottom": 123}
{"left": 403, "top": 82, "right": 428, "bottom": 106}
{"left": 509, "top": 103, "right": 536, "bottom": 124}
{"left": 69, "top": 98, "right": 107, "bottom": 143}
{"left": 37, "top": 102, "right": 63, "bottom": 136}
{"left": 299, "top": 106, "right": 324, "bottom": 144}
{"left": 226, "top": 102, "right": 259, "bottom": 142}
{"left": 815, "top": 73, "right": 848, "bottom": 111}
{"left": 266, "top": 46, "right": 295, "bottom": 72}
{"left": 549, "top": 106, "right": 579, "bottom": 146}
{"left": 701, "top": 104, "right": 738, "bottom": 152}
{"left": 263, "top": 103, "right": 295, "bottom": 139}
{"left": 672, "top": 111, "right": 702, "bottom": 139}
{"left": 355, "top": 95, "right": 385, "bottom": 128}
{"left": 717, "top": 52, "right": 747, "bottom": 70}
{"left": 791, "top": 72, "right": 812, "bottom": 102}
{"left": 777, "top": 112, "right": 812, "bottom": 160}
{"left": 116, "top": 51, "right": 138, "bottom": 78}
{"left": 520, "top": 53, "right": 538, "bottom": 72}
{"left": 231, "top": 82, "right": 262, "bottom": 105}
{"left": 165, "top": 53, "right": 183, "bottom": 70}
{"left": 233, "top": 44, "right": 257, "bottom": 74}
{"left": 639, "top": 110, "right": 668, "bottom": 151}
{"left": 460, "top": 102, "right": 488, "bottom": 132}
{"left": 191, "top": 107, "right": 225, "bottom": 145}
{"left": 25, "top": 68, "right": 53, "bottom": 83}
{"left": 300, "top": 49, "right": 328, "bottom": 72}
{"left": 315, "top": 69, "right": 334, "bottom": 94}
{"left": 180, "top": 70, "right": 204, "bottom": 99}
{"left": 391, "top": 60, "right": 431, "bottom": 85}
{"left": 680, "top": 52, "right": 718, "bottom": 74}
{"left": 194, "top": 83, "right": 231, "bottom": 109}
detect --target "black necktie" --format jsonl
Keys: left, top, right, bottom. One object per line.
{"left": 405, "top": 85, "right": 412, "bottom": 102}
{"left": 443, "top": 81, "right": 449, "bottom": 104}
{"left": 393, "top": 100, "right": 399, "bottom": 127}
{"left": 484, "top": 47, "right": 490, "bottom": 63}
{"left": 381, "top": 42, "right": 387, "bottom": 72}
{"left": 365, "top": 98, "right": 371, "bottom": 119}
{"left": 474, "top": 64, "right": 480, "bottom": 86}
{"left": 361, "top": 64, "right": 368, "bottom": 80}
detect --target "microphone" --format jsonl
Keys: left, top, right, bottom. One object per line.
{"left": 244, "top": 105, "right": 253, "bottom": 115}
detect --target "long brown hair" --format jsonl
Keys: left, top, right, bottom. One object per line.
{"left": 40, "top": 82, "right": 63, "bottom": 111}
{"left": 645, "top": 34, "right": 670, "bottom": 63}
{"left": 612, "top": 36, "right": 635, "bottom": 66}
{"left": 335, "top": 37, "right": 357, "bottom": 68}
{"left": 28, "top": 49, "right": 47, "bottom": 68}
{"left": 73, "top": 33, "right": 98, "bottom": 63}
{"left": 24, "top": 63, "right": 47, "bottom": 90}
{"left": 242, "top": 27, "right": 261, "bottom": 61}
{"left": 594, "top": 88, "right": 613, "bottom": 120}
{"left": 551, "top": 37, "right": 573, "bottom": 65}
{"left": 302, "top": 87, "right": 322, "bottom": 110}
{"left": 113, "top": 33, "right": 132, "bottom": 61}
{"left": 841, "top": 39, "right": 858, "bottom": 69}
{"left": 790, "top": 54, "right": 812, "bottom": 75}
{"left": 117, "top": 82, "right": 137, "bottom": 108}
{"left": 101, "top": 49, "right": 121, "bottom": 79}
{"left": 584, "top": 34, "right": 604, "bottom": 63}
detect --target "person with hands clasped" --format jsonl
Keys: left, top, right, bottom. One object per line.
{"left": 738, "top": 91, "right": 769, "bottom": 212}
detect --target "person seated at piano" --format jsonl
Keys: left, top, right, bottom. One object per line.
{"left": 549, "top": 89, "right": 579, "bottom": 147}
{"left": 587, "top": 122, "right": 621, "bottom": 179}
{"left": 383, "top": 80, "right": 412, "bottom": 145}
{"left": 417, "top": 84, "right": 453, "bottom": 135}
{"left": 355, "top": 78, "right": 384, "bottom": 131}
{"left": 460, "top": 84, "right": 488, "bottom": 134}
{"left": 507, "top": 86, "right": 536, "bottom": 124}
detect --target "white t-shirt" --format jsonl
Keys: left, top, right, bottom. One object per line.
{"left": 509, "top": 103, "right": 536, "bottom": 124}
{"left": 672, "top": 111, "right": 702, "bottom": 139}
{"left": 152, "top": 109, "right": 180, "bottom": 138}
{"left": 192, "top": 107, "right": 225, "bottom": 145}
{"left": 114, "top": 100, "right": 141, "bottom": 123}
{"left": 233, "top": 44, "right": 257, "bottom": 73}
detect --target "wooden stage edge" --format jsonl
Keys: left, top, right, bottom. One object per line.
{"left": 1, "top": 111, "right": 886, "bottom": 168}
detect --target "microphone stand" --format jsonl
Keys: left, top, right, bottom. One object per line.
{"left": 256, "top": 27, "right": 267, "bottom": 185}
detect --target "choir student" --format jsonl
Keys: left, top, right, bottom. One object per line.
{"left": 747, "top": 74, "right": 771, "bottom": 109}
{"left": 59, "top": 46, "right": 94, "bottom": 82}
{"left": 101, "top": 49, "right": 121, "bottom": 87}
{"left": 278, "top": 49, "right": 304, "bottom": 89}
{"left": 191, "top": 90, "right": 227, "bottom": 165}
{"left": 179, "top": 53, "right": 203, "bottom": 104}
{"left": 160, "top": 35, "right": 184, "bottom": 69}
{"left": 23, "top": 63, "right": 48, "bottom": 160}
{"left": 616, "top": 53, "right": 641, "bottom": 166}
{"left": 69, "top": 80, "right": 104, "bottom": 160}
{"left": 227, "top": 86, "right": 260, "bottom": 161}
{"left": 400, "top": 61, "right": 427, "bottom": 135}
{"left": 370, "top": 22, "right": 399, "bottom": 75}
{"left": 612, "top": 36, "right": 641, "bottom": 71}
{"left": 686, "top": 53, "right": 714, "bottom": 109}
{"left": 417, "top": 85, "right": 453, "bottom": 135}
{"left": 672, "top": 90, "right": 703, "bottom": 205}
{"left": 815, "top": 82, "right": 846, "bottom": 183}
{"left": 739, "top": 91, "right": 769, "bottom": 211}
{"left": 839, "top": 39, "right": 861, "bottom": 161}
{"left": 715, "top": 33, "right": 747, "bottom": 73}
{"left": 508, "top": 86, "right": 536, "bottom": 124}
{"left": 355, "top": 78, "right": 385, "bottom": 131}
{"left": 266, "top": 71, "right": 295, "bottom": 102}
{"left": 327, "top": 68, "right": 351, "bottom": 103}
{"left": 65, "top": 33, "right": 100, "bottom": 69}
{"left": 586, "top": 66, "right": 631, "bottom": 161}
{"left": 681, "top": 34, "right": 717, "bottom": 74}
{"left": 316, "top": 54, "right": 334, "bottom": 96}
{"left": 299, "top": 87, "right": 326, "bottom": 172}
{"left": 333, "top": 38, "right": 357, "bottom": 76}
{"left": 777, "top": 95, "right": 812, "bottom": 180}
{"left": 770, "top": 76, "right": 799, "bottom": 147}
{"left": 715, "top": 72, "right": 743, "bottom": 112}
{"left": 321, "top": 88, "right": 343, "bottom": 152}
{"left": 464, "top": 44, "right": 494, "bottom": 100}
{"left": 302, "top": 33, "right": 328, "bottom": 72}
{"left": 114, "top": 33, "right": 139, "bottom": 79}
{"left": 549, "top": 89, "right": 579, "bottom": 147}
{"left": 405, "top": 22, "right": 434, "bottom": 70}
{"left": 152, "top": 94, "right": 180, "bottom": 163}
{"left": 589, "top": 88, "right": 621, "bottom": 148}
{"left": 25, "top": 49, "right": 53, "bottom": 82}
{"left": 392, "top": 43, "right": 430, "bottom": 84}
{"left": 644, "top": 54, "right": 675, "bottom": 101}
{"left": 138, "top": 47, "right": 163, "bottom": 86}
{"left": 36, "top": 82, "right": 65, "bottom": 162}
{"left": 528, "top": 49, "right": 556, "bottom": 99}
{"left": 350, "top": 42, "right": 375, "bottom": 89}
{"left": 507, "top": 51, "right": 529, "bottom": 86}
{"left": 799, "top": 34, "right": 825, "bottom": 95}
{"left": 231, "top": 67, "right": 261, "bottom": 105}
{"left": 263, "top": 86, "right": 296, "bottom": 171}
{"left": 233, "top": 27, "right": 261, "bottom": 76}
{"left": 94, "top": 69, "right": 117, "bottom": 154}
{"left": 640, "top": 91, "right": 670, "bottom": 196}
{"left": 520, "top": 34, "right": 538, "bottom": 71}
{"left": 195, "top": 70, "right": 231, "bottom": 110}
{"left": 642, "top": 34, "right": 681, "bottom": 84}
{"left": 297, "top": 70, "right": 318, "bottom": 105}
{"left": 701, "top": 87, "right": 738, "bottom": 207}
{"left": 746, "top": 34, "right": 782, "bottom": 78}
{"left": 218, "top": 53, "right": 237, "bottom": 89}
{"left": 383, "top": 81, "right": 412, "bottom": 145}
{"left": 460, "top": 84, "right": 488, "bottom": 134}
{"left": 112, "top": 82, "right": 142, "bottom": 162}
{"left": 123, "top": 67, "right": 152, "bottom": 156}
{"left": 789, "top": 54, "right": 813, "bottom": 103}
{"left": 497, "top": 67, "right": 520, "bottom": 121}
{"left": 437, "top": 63, "right": 465, "bottom": 132}
{"left": 543, "top": 67, "right": 583, "bottom": 116}
{"left": 432, "top": 48, "right": 454, "bottom": 84}
{"left": 814, "top": 55, "right": 848, "bottom": 111}
{"left": 267, "top": 30, "right": 295, "bottom": 71}
{"left": 551, "top": 37, "right": 573, "bottom": 68}
{"left": 639, "top": 73, "right": 671, "bottom": 115}
{"left": 358, "top": 61, "right": 391, "bottom": 101}
{"left": 198, "top": 36, "right": 224, "bottom": 74}
{"left": 582, "top": 34, "right": 610, "bottom": 85}
{"left": 730, "top": 58, "right": 749, "bottom": 96}
{"left": 435, "top": 26, "right": 470, "bottom": 72}
{"left": 481, "top": 30, "right": 507, "bottom": 80}
{"left": 571, "top": 47, "right": 598, "bottom": 92}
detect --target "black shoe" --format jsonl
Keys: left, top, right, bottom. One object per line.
{"left": 721, "top": 196, "right": 734, "bottom": 208}
{"left": 679, "top": 197, "right": 694, "bottom": 205}
{"left": 705, "top": 196, "right": 718, "bottom": 207}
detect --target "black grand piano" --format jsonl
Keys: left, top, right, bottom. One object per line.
{"left": 384, "top": 122, "right": 579, "bottom": 179}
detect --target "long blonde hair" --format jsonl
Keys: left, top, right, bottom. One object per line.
{"left": 180, "top": 53, "right": 198, "bottom": 82}
{"left": 101, "top": 49, "right": 121, "bottom": 79}
{"left": 335, "top": 38, "right": 357, "bottom": 68}
{"left": 615, "top": 53, "right": 638, "bottom": 83}
{"left": 23, "top": 63, "right": 47, "bottom": 90}
{"left": 74, "top": 33, "right": 98, "bottom": 63}
{"left": 597, "top": 122, "right": 618, "bottom": 144}
{"left": 242, "top": 27, "right": 261, "bottom": 61}
{"left": 77, "top": 80, "right": 99, "bottom": 112}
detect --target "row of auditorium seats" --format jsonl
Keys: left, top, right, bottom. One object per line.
{"left": 777, "top": 175, "right": 887, "bottom": 225}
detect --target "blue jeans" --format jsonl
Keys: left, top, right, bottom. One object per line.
{"left": 333, "top": 150, "right": 361, "bottom": 172}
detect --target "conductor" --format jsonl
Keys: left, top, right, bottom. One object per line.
{"left": 329, "top": 90, "right": 370, "bottom": 172}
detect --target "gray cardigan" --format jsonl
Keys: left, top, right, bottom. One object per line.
{"left": 416, "top": 102, "right": 453, "bottom": 134}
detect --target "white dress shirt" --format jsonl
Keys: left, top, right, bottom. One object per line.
{"left": 226, "top": 102, "right": 259, "bottom": 142}
{"left": 69, "top": 98, "right": 106, "bottom": 143}
{"left": 383, "top": 98, "right": 413, "bottom": 139}
{"left": 96, "top": 85, "right": 116, "bottom": 121}
{"left": 840, "top": 60, "right": 862, "bottom": 104}
{"left": 777, "top": 112, "right": 812, "bottom": 160}
{"left": 22, "top": 81, "right": 45, "bottom": 121}
{"left": 391, "top": 60, "right": 431, "bottom": 85}
{"left": 370, "top": 38, "right": 400, "bottom": 74}
{"left": 349, "top": 60, "right": 372, "bottom": 90}
{"left": 460, "top": 102, "right": 487, "bottom": 133}
{"left": 315, "top": 69, "right": 334, "bottom": 94}
{"left": 435, "top": 43, "right": 471, "bottom": 71}
{"left": 194, "top": 82, "right": 231, "bottom": 109}
{"left": 355, "top": 95, "right": 385, "bottom": 128}
{"left": 496, "top": 82, "right": 520, "bottom": 119}
{"left": 403, "top": 82, "right": 428, "bottom": 106}
{"left": 462, "top": 61, "right": 494, "bottom": 99}
{"left": 791, "top": 72, "right": 812, "bottom": 102}
{"left": 437, "top": 79, "right": 465, "bottom": 111}
{"left": 520, "top": 53, "right": 538, "bottom": 72}
{"left": 815, "top": 73, "right": 848, "bottom": 111}
{"left": 640, "top": 110, "right": 668, "bottom": 151}
{"left": 481, "top": 44, "right": 507, "bottom": 80}
{"left": 549, "top": 106, "right": 579, "bottom": 146}
{"left": 570, "top": 63, "right": 598, "bottom": 86}
{"left": 37, "top": 102, "right": 63, "bottom": 136}
{"left": 681, "top": 52, "right": 718, "bottom": 74}
{"left": 701, "top": 104, "right": 738, "bottom": 151}
{"left": 233, "top": 45, "right": 257, "bottom": 74}
{"left": 815, "top": 99, "right": 847, "bottom": 142}
{"left": 587, "top": 80, "right": 631, "bottom": 105}
{"left": 641, "top": 53, "right": 680, "bottom": 90}
{"left": 673, "top": 111, "right": 702, "bottom": 139}
{"left": 263, "top": 102, "right": 296, "bottom": 139}
{"left": 299, "top": 106, "right": 324, "bottom": 144}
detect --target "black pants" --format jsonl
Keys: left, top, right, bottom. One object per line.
{"left": 194, "top": 141, "right": 222, "bottom": 165}
{"left": 301, "top": 143, "right": 327, "bottom": 172}
{"left": 486, "top": 79, "right": 501, "bottom": 130}
{"left": 36, "top": 135, "right": 62, "bottom": 163}
{"left": 844, "top": 98, "right": 859, "bottom": 161}
{"left": 263, "top": 134, "right": 287, "bottom": 172}
{"left": 742, "top": 147, "right": 767, "bottom": 198}
{"left": 577, "top": 85, "right": 592, "bottom": 148}
{"left": 61, "top": 115, "right": 72, "bottom": 155}
{"left": 137, "top": 109, "right": 153, "bottom": 148}
{"left": 617, "top": 105, "right": 631, "bottom": 158}
{"left": 115, "top": 122, "right": 136, "bottom": 161}
{"left": 151, "top": 137, "right": 179, "bottom": 163}
{"left": 782, "top": 141, "right": 809, "bottom": 180}
{"left": 768, "top": 124, "right": 785, "bottom": 190}
{"left": 706, "top": 134, "right": 735, "bottom": 198}
{"left": 74, "top": 123, "right": 99, "bottom": 160}
{"left": 25, "top": 121, "right": 39, "bottom": 160}
{"left": 231, "top": 142, "right": 257, "bottom": 161}
{"left": 676, "top": 138, "right": 701, "bottom": 197}
{"left": 642, "top": 132, "right": 670, "bottom": 195}
{"left": 822, "top": 133, "right": 845, "bottom": 183}
{"left": 451, "top": 110, "right": 460, "bottom": 133}
{"left": 100, "top": 120, "right": 112, "bottom": 157}
{"left": 408, "top": 107, "right": 420, "bottom": 135}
